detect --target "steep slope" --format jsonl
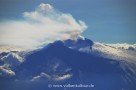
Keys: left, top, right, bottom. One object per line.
{"left": 0, "top": 38, "right": 136, "bottom": 90}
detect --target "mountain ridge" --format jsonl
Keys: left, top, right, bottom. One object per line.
{"left": 0, "top": 38, "right": 136, "bottom": 90}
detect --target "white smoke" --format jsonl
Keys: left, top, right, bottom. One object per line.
{"left": 0, "top": 3, "right": 87, "bottom": 50}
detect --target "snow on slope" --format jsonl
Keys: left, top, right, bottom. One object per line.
{"left": 93, "top": 43, "right": 136, "bottom": 61}
{"left": 0, "top": 66, "right": 15, "bottom": 76}
{"left": 77, "top": 42, "right": 136, "bottom": 62}
{"left": 0, "top": 49, "right": 25, "bottom": 77}
{"left": 63, "top": 39, "right": 136, "bottom": 84}
{"left": 91, "top": 42, "right": 136, "bottom": 81}
{"left": 63, "top": 38, "right": 136, "bottom": 82}
{"left": 0, "top": 38, "right": 136, "bottom": 90}
{"left": 0, "top": 38, "right": 136, "bottom": 80}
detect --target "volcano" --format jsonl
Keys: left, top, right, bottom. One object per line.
{"left": 0, "top": 38, "right": 136, "bottom": 90}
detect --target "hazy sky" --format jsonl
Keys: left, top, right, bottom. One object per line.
{"left": 0, "top": 0, "right": 136, "bottom": 44}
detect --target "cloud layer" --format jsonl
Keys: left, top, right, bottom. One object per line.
{"left": 0, "top": 3, "right": 87, "bottom": 50}
{"left": 107, "top": 43, "right": 136, "bottom": 51}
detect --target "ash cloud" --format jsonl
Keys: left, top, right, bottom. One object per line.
{"left": 0, "top": 3, "right": 87, "bottom": 50}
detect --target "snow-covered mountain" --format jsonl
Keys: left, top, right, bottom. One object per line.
{"left": 0, "top": 38, "right": 136, "bottom": 90}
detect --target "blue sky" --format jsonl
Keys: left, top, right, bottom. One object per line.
{"left": 0, "top": 0, "right": 136, "bottom": 44}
